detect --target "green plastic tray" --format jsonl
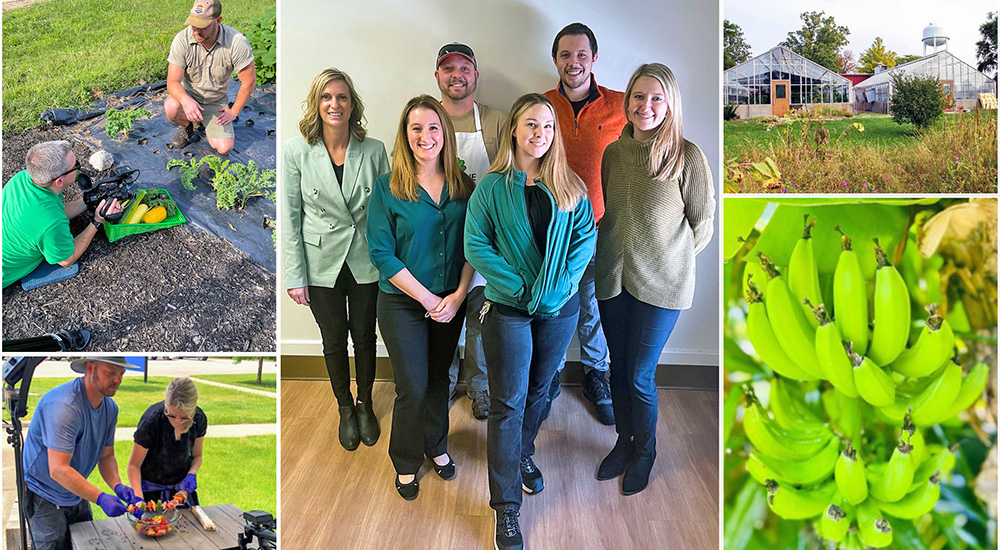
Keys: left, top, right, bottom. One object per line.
{"left": 104, "top": 189, "right": 186, "bottom": 243}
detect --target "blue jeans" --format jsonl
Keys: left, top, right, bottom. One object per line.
{"left": 378, "top": 291, "right": 466, "bottom": 475}
{"left": 24, "top": 488, "right": 91, "bottom": 550}
{"left": 560, "top": 251, "right": 609, "bottom": 374}
{"left": 483, "top": 294, "right": 579, "bottom": 511}
{"left": 598, "top": 288, "right": 680, "bottom": 459}
{"left": 448, "top": 285, "right": 489, "bottom": 394}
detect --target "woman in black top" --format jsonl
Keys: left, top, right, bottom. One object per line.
{"left": 127, "top": 377, "right": 207, "bottom": 505}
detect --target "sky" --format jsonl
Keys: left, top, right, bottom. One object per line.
{"left": 725, "top": 0, "right": 995, "bottom": 71}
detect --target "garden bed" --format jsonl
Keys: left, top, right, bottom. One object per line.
{"left": 1, "top": 128, "right": 275, "bottom": 352}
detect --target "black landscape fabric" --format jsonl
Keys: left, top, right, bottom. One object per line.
{"left": 44, "top": 80, "right": 277, "bottom": 272}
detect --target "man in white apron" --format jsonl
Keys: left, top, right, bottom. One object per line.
{"left": 435, "top": 42, "right": 506, "bottom": 420}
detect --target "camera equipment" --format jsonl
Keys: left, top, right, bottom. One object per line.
{"left": 3, "top": 356, "right": 45, "bottom": 550}
{"left": 77, "top": 168, "right": 139, "bottom": 222}
{"left": 3, "top": 329, "right": 91, "bottom": 353}
{"left": 237, "top": 510, "right": 276, "bottom": 550}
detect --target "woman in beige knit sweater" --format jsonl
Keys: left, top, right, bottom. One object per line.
{"left": 594, "top": 63, "right": 715, "bottom": 495}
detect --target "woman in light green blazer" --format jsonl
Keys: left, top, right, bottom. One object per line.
{"left": 282, "top": 68, "right": 389, "bottom": 451}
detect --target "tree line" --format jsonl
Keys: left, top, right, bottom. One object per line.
{"left": 724, "top": 11, "right": 997, "bottom": 78}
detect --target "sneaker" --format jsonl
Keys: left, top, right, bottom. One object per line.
{"left": 582, "top": 370, "right": 615, "bottom": 425}
{"left": 495, "top": 508, "right": 523, "bottom": 550}
{"left": 520, "top": 456, "right": 544, "bottom": 494}
{"left": 470, "top": 389, "right": 490, "bottom": 420}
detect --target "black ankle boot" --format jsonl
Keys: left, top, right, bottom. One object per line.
{"left": 338, "top": 404, "right": 360, "bottom": 451}
{"left": 355, "top": 398, "right": 380, "bottom": 446}
{"left": 597, "top": 437, "right": 634, "bottom": 480}
{"left": 623, "top": 451, "right": 655, "bottom": 495}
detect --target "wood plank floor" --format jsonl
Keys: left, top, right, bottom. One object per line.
{"left": 281, "top": 380, "right": 719, "bottom": 550}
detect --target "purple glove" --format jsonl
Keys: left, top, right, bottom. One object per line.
{"left": 114, "top": 483, "right": 141, "bottom": 505}
{"left": 96, "top": 493, "right": 127, "bottom": 517}
{"left": 182, "top": 473, "right": 197, "bottom": 494}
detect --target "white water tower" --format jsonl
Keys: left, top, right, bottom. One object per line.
{"left": 923, "top": 24, "right": 949, "bottom": 55}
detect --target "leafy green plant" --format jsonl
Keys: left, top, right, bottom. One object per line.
{"left": 168, "top": 156, "right": 275, "bottom": 210}
{"left": 890, "top": 73, "right": 948, "bottom": 132}
{"left": 245, "top": 6, "right": 276, "bottom": 85}
{"left": 166, "top": 157, "right": 204, "bottom": 190}
{"left": 724, "top": 104, "right": 740, "bottom": 121}
{"left": 105, "top": 107, "right": 151, "bottom": 140}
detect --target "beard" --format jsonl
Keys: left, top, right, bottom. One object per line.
{"left": 439, "top": 78, "right": 477, "bottom": 101}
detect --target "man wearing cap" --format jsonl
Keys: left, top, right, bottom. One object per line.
{"left": 20, "top": 357, "right": 140, "bottom": 549}
{"left": 435, "top": 42, "right": 506, "bottom": 421}
{"left": 165, "top": 0, "right": 256, "bottom": 154}
{"left": 542, "top": 23, "right": 625, "bottom": 426}
{"left": 2, "top": 141, "right": 122, "bottom": 290}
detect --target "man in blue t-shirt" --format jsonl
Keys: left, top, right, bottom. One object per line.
{"left": 21, "top": 357, "right": 141, "bottom": 549}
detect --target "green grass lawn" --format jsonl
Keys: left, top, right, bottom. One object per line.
{"left": 7, "top": 376, "right": 276, "bottom": 426}
{"left": 193, "top": 373, "right": 276, "bottom": 392}
{"left": 724, "top": 114, "right": 922, "bottom": 153}
{"left": 2, "top": 0, "right": 274, "bottom": 133}
{"left": 86, "top": 434, "right": 276, "bottom": 520}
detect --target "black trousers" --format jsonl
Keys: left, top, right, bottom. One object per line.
{"left": 378, "top": 291, "right": 466, "bottom": 475}
{"left": 308, "top": 267, "right": 379, "bottom": 407}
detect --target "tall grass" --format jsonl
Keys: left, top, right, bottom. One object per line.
{"left": 725, "top": 110, "right": 998, "bottom": 193}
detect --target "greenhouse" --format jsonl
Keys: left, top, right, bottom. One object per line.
{"left": 723, "top": 46, "right": 853, "bottom": 119}
{"left": 854, "top": 50, "right": 997, "bottom": 114}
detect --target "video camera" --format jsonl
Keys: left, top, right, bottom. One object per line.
{"left": 77, "top": 168, "right": 139, "bottom": 222}
{"left": 237, "top": 510, "right": 276, "bottom": 550}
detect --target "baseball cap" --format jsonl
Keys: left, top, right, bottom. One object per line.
{"left": 184, "top": 0, "right": 221, "bottom": 28}
{"left": 436, "top": 43, "right": 477, "bottom": 69}
{"left": 70, "top": 357, "right": 131, "bottom": 373}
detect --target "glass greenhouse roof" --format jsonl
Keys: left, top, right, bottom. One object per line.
{"left": 724, "top": 46, "right": 852, "bottom": 105}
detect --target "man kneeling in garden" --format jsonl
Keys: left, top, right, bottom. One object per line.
{"left": 1, "top": 141, "right": 122, "bottom": 289}
{"left": 165, "top": 0, "right": 256, "bottom": 154}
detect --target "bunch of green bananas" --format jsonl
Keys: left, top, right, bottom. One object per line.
{"left": 740, "top": 216, "right": 990, "bottom": 549}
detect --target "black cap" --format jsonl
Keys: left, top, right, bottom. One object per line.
{"left": 436, "top": 43, "right": 477, "bottom": 69}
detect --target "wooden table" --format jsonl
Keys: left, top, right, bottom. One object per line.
{"left": 69, "top": 504, "right": 247, "bottom": 550}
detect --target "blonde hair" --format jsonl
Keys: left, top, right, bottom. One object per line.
{"left": 298, "top": 68, "right": 367, "bottom": 145}
{"left": 623, "top": 63, "right": 684, "bottom": 182}
{"left": 165, "top": 377, "right": 199, "bottom": 434}
{"left": 389, "top": 95, "right": 474, "bottom": 202}
{"left": 487, "top": 93, "right": 586, "bottom": 211}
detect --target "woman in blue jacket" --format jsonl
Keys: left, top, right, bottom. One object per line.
{"left": 367, "top": 95, "right": 475, "bottom": 501}
{"left": 465, "top": 93, "right": 595, "bottom": 550}
{"left": 282, "top": 68, "right": 389, "bottom": 452}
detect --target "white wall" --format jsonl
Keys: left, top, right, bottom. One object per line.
{"left": 278, "top": 0, "right": 720, "bottom": 367}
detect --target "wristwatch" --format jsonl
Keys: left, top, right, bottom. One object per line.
{"left": 91, "top": 219, "right": 102, "bottom": 229}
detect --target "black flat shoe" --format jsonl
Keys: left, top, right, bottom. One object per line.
{"left": 429, "top": 455, "right": 456, "bottom": 480}
{"left": 355, "top": 398, "right": 380, "bottom": 446}
{"left": 338, "top": 404, "right": 360, "bottom": 451}
{"left": 395, "top": 475, "right": 419, "bottom": 500}
{"left": 597, "top": 437, "right": 634, "bottom": 481}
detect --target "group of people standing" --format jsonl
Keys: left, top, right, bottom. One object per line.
{"left": 282, "top": 22, "right": 715, "bottom": 550}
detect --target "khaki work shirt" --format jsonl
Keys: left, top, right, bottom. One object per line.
{"left": 168, "top": 24, "right": 254, "bottom": 105}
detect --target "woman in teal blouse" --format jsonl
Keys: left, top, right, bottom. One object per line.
{"left": 367, "top": 95, "right": 475, "bottom": 501}
{"left": 282, "top": 68, "right": 389, "bottom": 452}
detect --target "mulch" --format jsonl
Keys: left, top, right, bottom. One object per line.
{"left": 2, "top": 128, "right": 276, "bottom": 352}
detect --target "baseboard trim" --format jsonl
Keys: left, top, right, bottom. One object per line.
{"left": 280, "top": 355, "right": 718, "bottom": 391}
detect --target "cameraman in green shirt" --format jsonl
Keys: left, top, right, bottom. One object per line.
{"left": 1, "top": 141, "right": 121, "bottom": 289}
